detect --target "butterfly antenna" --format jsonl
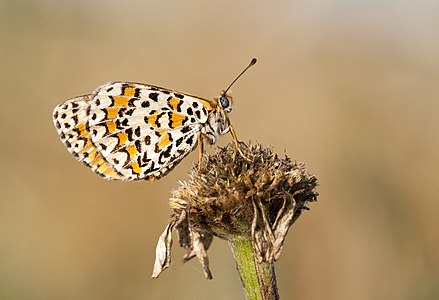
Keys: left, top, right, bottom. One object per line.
{"left": 224, "top": 58, "right": 257, "bottom": 94}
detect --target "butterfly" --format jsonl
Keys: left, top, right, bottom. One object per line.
{"left": 52, "top": 58, "right": 256, "bottom": 180}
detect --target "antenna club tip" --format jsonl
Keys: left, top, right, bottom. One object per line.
{"left": 224, "top": 58, "right": 257, "bottom": 92}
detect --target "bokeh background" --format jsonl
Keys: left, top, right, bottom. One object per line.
{"left": 1, "top": 0, "right": 438, "bottom": 299}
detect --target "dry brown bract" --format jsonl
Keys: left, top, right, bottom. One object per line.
{"left": 152, "top": 142, "right": 318, "bottom": 279}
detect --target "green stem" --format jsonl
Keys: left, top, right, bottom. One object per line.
{"left": 229, "top": 238, "right": 279, "bottom": 300}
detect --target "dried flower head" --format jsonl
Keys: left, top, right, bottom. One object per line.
{"left": 152, "top": 142, "right": 318, "bottom": 279}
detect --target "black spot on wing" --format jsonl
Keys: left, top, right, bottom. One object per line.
{"left": 167, "top": 112, "right": 173, "bottom": 128}
{"left": 175, "top": 137, "right": 183, "bottom": 147}
{"left": 155, "top": 113, "right": 162, "bottom": 127}
{"left": 149, "top": 92, "right": 159, "bottom": 101}
{"left": 135, "top": 140, "right": 141, "bottom": 151}
{"left": 125, "top": 108, "right": 135, "bottom": 116}
{"left": 115, "top": 118, "right": 129, "bottom": 129}
{"left": 128, "top": 98, "right": 137, "bottom": 106}
{"left": 140, "top": 151, "right": 150, "bottom": 165}
{"left": 125, "top": 128, "right": 134, "bottom": 141}
{"left": 202, "top": 106, "right": 208, "bottom": 116}
{"left": 145, "top": 161, "right": 159, "bottom": 174}
{"left": 134, "top": 127, "right": 141, "bottom": 137}
{"left": 181, "top": 126, "right": 191, "bottom": 134}
{"left": 158, "top": 147, "right": 172, "bottom": 164}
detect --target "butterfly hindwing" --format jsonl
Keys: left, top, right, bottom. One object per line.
{"left": 81, "top": 82, "right": 213, "bottom": 180}
{"left": 53, "top": 95, "right": 123, "bottom": 179}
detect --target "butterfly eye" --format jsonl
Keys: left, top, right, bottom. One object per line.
{"left": 219, "top": 95, "right": 229, "bottom": 109}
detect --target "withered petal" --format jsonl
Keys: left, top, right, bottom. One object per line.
{"left": 151, "top": 221, "right": 175, "bottom": 278}
{"left": 190, "top": 230, "right": 213, "bottom": 279}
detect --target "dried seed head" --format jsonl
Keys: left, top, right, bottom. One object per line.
{"left": 152, "top": 142, "right": 318, "bottom": 279}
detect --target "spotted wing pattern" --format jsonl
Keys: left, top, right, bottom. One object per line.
{"left": 53, "top": 81, "right": 216, "bottom": 180}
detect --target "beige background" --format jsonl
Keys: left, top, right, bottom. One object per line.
{"left": 1, "top": 0, "right": 438, "bottom": 299}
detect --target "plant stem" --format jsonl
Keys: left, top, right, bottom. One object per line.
{"left": 229, "top": 238, "right": 279, "bottom": 300}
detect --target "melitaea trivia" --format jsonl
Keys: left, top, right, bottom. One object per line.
{"left": 53, "top": 58, "right": 257, "bottom": 180}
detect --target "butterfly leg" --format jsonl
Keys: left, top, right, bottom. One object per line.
{"left": 197, "top": 132, "right": 204, "bottom": 172}
{"left": 229, "top": 125, "right": 250, "bottom": 161}
{"left": 197, "top": 132, "right": 217, "bottom": 172}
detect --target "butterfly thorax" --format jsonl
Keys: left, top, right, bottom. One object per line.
{"left": 201, "top": 108, "right": 227, "bottom": 144}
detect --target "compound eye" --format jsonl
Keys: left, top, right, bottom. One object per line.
{"left": 219, "top": 95, "right": 229, "bottom": 108}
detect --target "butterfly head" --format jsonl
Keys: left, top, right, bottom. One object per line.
{"left": 219, "top": 90, "right": 233, "bottom": 113}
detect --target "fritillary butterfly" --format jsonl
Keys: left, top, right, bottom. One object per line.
{"left": 53, "top": 58, "right": 257, "bottom": 180}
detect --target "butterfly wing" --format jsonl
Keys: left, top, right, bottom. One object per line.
{"left": 54, "top": 81, "right": 215, "bottom": 180}
{"left": 53, "top": 95, "right": 124, "bottom": 179}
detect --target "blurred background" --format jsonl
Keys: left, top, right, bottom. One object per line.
{"left": 1, "top": 0, "right": 438, "bottom": 299}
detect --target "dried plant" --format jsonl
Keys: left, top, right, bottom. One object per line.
{"left": 152, "top": 142, "right": 318, "bottom": 299}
